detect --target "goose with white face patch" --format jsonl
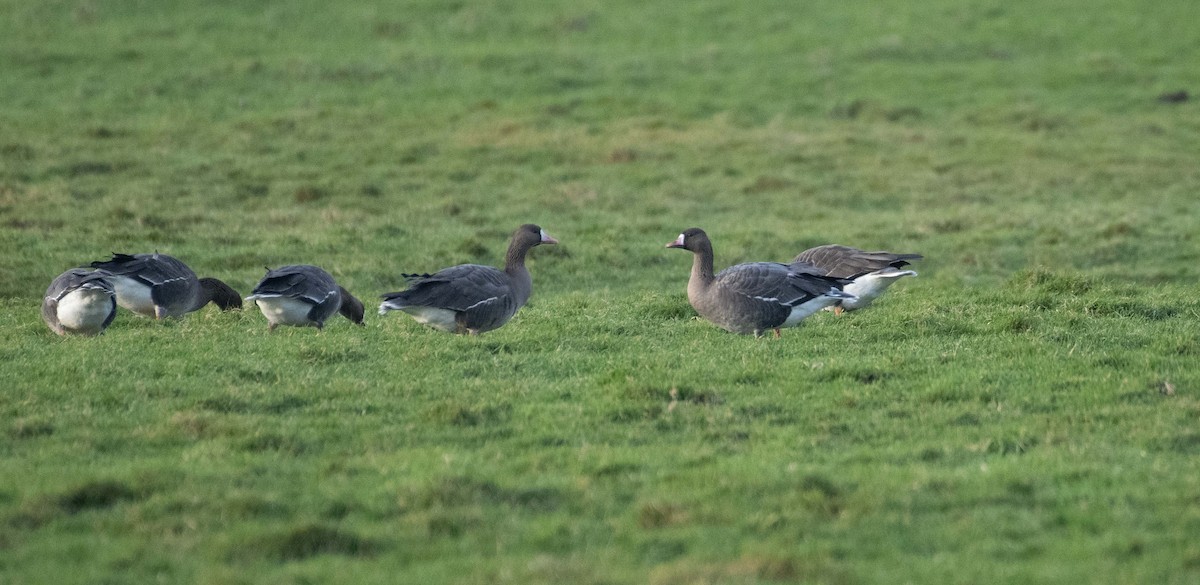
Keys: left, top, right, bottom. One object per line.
{"left": 245, "top": 265, "right": 365, "bottom": 331}
{"left": 791, "top": 244, "right": 921, "bottom": 314}
{"left": 379, "top": 224, "right": 558, "bottom": 335}
{"left": 89, "top": 252, "right": 242, "bottom": 319}
{"left": 42, "top": 268, "right": 118, "bottom": 336}
{"left": 667, "top": 228, "right": 855, "bottom": 337}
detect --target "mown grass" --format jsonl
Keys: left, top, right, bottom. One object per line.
{"left": 3, "top": 0, "right": 1200, "bottom": 583}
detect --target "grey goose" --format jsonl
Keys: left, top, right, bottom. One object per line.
{"left": 42, "top": 268, "right": 118, "bottom": 336}
{"left": 89, "top": 252, "right": 242, "bottom": 319}
{"left": 791, "top": 244, "right": 921, "bottom": 314}
{"left": 245, "top": 264, "right": 365, "bottom": 331}
{"left": 667, "top": 228, "right": 855, "bottom": 337}
{"left": 379, "top": 224, "right": 558, "bottom": 335}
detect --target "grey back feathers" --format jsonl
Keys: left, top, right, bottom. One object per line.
{"left": 792, "top": 244, "right": 922, "bottom": 279}
{"left": 42, "top": 268, "right": 118, "bottom": 336}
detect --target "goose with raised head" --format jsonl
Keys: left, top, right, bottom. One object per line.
{"left": 42, "top": 268, "right": 118, "bottom": 336}
{"left": 90, "top": 252, "right": 242, "bottom": 319}
{"left": 379, "top": 224, "right": 558, "bottom": 335}
{"left": 791, "top": 244, "right": 921, "bottom": 314}
{"left": 246, "top": 265, "right": 365, "bottom": 331}
{"left": 667, "top": 228, "right": 855, "bottom": 337}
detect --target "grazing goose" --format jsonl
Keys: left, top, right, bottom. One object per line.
{"left": 245, "top": 265, "right": 365, "bottom": 331}
{"left": 379, "top": 224, "right": 558, "bottom": 335}
{"left": 42, "top": 268, "right": 118, "bottom": 336}
{"left": 666, "top": 228, "right": 855, "bottom": 337}
{"left": 89, "top": 252, "right": 242, "bottom": 319}
{"left": 791, "top": 244, "right": 921, "bottom": 314}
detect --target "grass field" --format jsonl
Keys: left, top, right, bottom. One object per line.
{"left": 3, "top": 0, "right": 1200, "bottom": 583}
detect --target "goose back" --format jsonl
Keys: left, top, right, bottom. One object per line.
{"left": 792, "top": 244, "right": 921, "bottom": 279}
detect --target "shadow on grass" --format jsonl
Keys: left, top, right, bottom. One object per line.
{"left": 9, "top": 479, "right": 146, "bottom": 529}
{"left": 233, "top": 524, "right": 380, "bottom": 562}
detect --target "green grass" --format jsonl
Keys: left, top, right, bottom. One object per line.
{"left": 3, "top": 0, "right": 1200, "bottom": 583}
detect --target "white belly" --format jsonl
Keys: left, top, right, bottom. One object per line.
{"left": 401, "top": 306, "right": 460, "bottom": 332}
{"left": 110, "top": 276, "right": 157, "bottom": 317}
{"left": 783, "top": 294, "right": 844, "bottom": 326}
{"left": 57, "top": 288, "right": 113, "bottom": 333}
{"left": 253, "top": 296, "right": 316, "bottom": 327}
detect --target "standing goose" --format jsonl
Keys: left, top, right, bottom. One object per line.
{"left": 42, "top": 268, "right": 118, "bottom": 336}
{"left": 245, "top": 265, "right": 365, "bottom": 331}
{"left": 379, "top": 224, "right": 558, "bottom": 335}
{"left": 791, "top": 244, "right": 921, "bottom": 314}
{"left": 667, "top": 228, "right": 855, "bottom": 337}
{"left": 89, "top": 252, "right": 242, "bottom": 319}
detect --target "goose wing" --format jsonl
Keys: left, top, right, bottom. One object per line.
{"left": 714, "top": 262, "right": 812, "bottom": 307}
{"left": 382, "top": 264, "right": 511, "bottom": 313}
{"left": 91, "top": 253, "right": 196, "bottom": 306}
{"left": 252, "top": 265, "right": 338, "bottom": 304}
{"left": 793, "top": 245, "right": 922, "bottom": 279}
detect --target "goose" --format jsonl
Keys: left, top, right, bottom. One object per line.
{"left": 42, "top": 268, "right": 118, "bottom": 336}
{"left": 666, "top": 228, "right": 855, "bottom": 337}
{"left": 89, "top": 252, "right": 242, "bottom": 319}
{"left": 791, "top": 244, "right": 921, "bottom": 314}
{"left": 379, "top": 224, "right": 558, "bottom": 335}
{"left": 245, "top": 265, "right": 365, "bottom": 331}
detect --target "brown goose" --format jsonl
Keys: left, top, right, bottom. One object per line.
{"left": 42, "top": 268, "right": 118, "bottom": 336}
{"left": 245, "top": 265, "right": 365, "bottom": 331}
{"left": 378, "top": 224, "right": 558, "bottom": 335}
{"left": 791, "top": 244, "right": 921, "bottom": 314}
{"left": 89, "top": 252, "right": 242, "bottom": 319}
{"left": 667, "top": 228, "right": 855, "bottom": 337}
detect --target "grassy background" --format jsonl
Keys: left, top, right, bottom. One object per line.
{"left": 2, "top": 0, "right": 1200, "bottom": 583}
